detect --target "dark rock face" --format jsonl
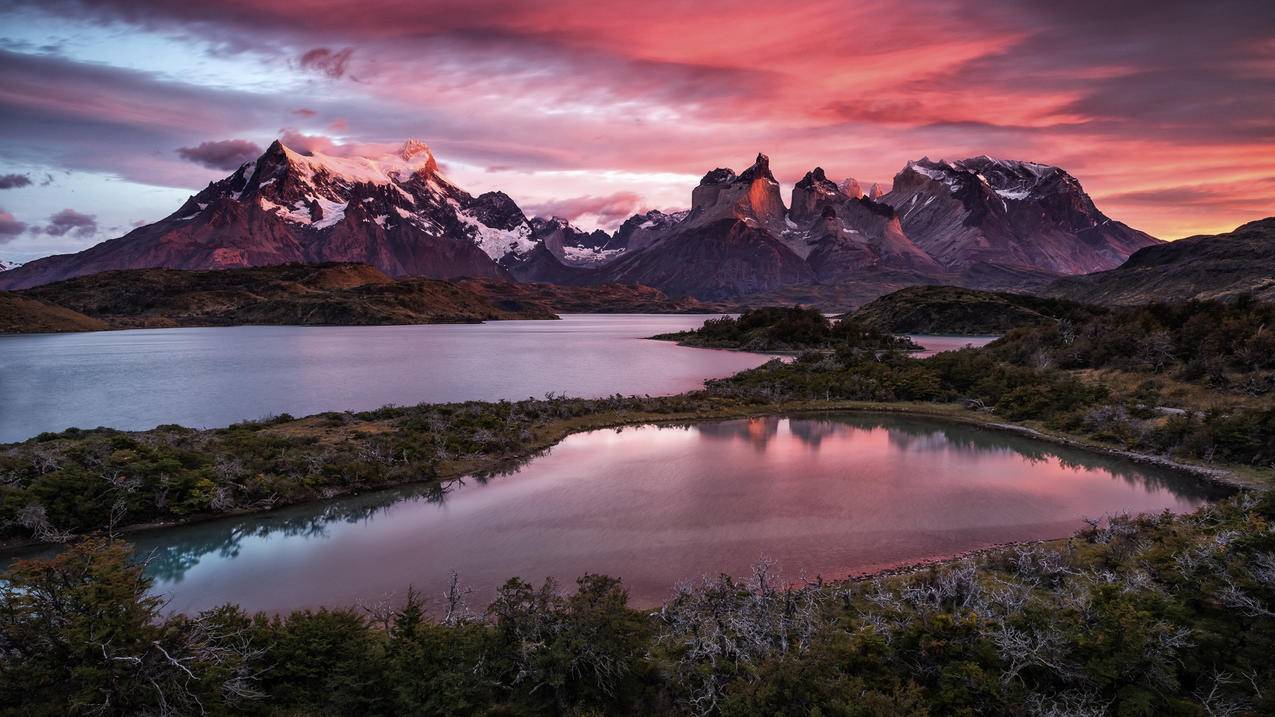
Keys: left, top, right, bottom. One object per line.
{"left": 684, "top": 153, "right": 787, "bottom": 234}
{"left": 788, "top": 168, "right": 941, "bottom": 275}
{"left": 597, "top": 218, "right": 814, "bottom": 300}
{"left": 881, "top": 156, "right": 1159, "bottom": 276}
{"left": 612, "top": 210, "right": 687, "bottom": 253}
{"left": 1046, "top": 218, "right": 1275, "bottom": 305}
{"left": 0, "top": 140, "right": 525, "bottom": 290}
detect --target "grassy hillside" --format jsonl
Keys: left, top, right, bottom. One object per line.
{"left": 3, "top": 263, "right": 729, "bottom": 333}
{"left": 851, "top": 285, "right": 1100, "bottom": 335}
{"left": 0, "top": 292, "right": 108, "bottom": 333}
{"left": 460, "top": 278, "right": 730, "bottom": 314}
{"left": 16, "top": 263, "right": 556, "bottom": 330}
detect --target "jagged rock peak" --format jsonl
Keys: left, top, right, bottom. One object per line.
{"left": 700, "top": 167, "right": 737, "bottom": 185}
{"left": 841, "top": 178, "right": 864, "bottom": 199}
{"left": 868, "top": 182, "right": 884, "bottom": 200}
{"left": 796, "top": 167, "right": 840, "bottom": 194}
{"left": 398, "top": 138, "right": 438, "bottom": 174}
{"left": 737, "top": 152, "right": 776, "bottom": 183}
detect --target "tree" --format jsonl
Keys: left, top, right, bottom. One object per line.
{"left": 0, "top": 538, "right": 261, "bottom": 716}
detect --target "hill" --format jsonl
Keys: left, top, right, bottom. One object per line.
{"left": 1047, "top": 218, "right": 1275, "bottom": 304}
{"left": 457, "top": 279, "right": 727, "bottom": 314}
{"left": 10, "top": 264, "right": 554, "bottom": 331}
{"left": 850, "top": 285, "right": 1100, "bottom": 335}
{"left": 651, "top": 306, "right": 921, "bottom": 353}
{"left": 0, "top": 292, "right": 107, "bottom": 333}
{"left": 4, "top": 263, "right": 724, "bottom": 333}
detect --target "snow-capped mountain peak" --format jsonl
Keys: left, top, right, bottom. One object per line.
{"left": 271, "top": 140, "right": 440, "bottom": 189}
{"left": 0, "top": 259, "right": 21, "bottom": 272}
{"left": 882, "top": 154, "right": 1159, "bottom": 275}
{"left": 901, "top": 156, "right": 1069, "bottom": 201}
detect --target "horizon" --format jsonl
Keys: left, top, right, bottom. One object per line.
{"left": 1, "top": 0, "right": 1273, "bottom": 263}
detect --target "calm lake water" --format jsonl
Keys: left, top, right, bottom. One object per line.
{"left": 5, "top": 413, "right": 1215, "bottom": 615}
{"left": 0, "top": 316, "right": 992, "bottom": 443}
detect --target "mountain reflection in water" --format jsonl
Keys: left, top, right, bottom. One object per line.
{"left": 2, "top": 413, "right": 1227, "bottom": 614}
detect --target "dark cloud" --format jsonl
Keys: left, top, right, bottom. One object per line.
{"left": 291, "top": 107, "right": 318, "bottom": 117}
{"left": 176, "top": 139, "right": 263, "bottom": 170}
{"left": 40, "top": 208, "right": 97, "bottom": 237}
{"left": 526, "top": 192, "right": 644, "bottom": 227}
{"left": 0, "top": 209, "right": 25, "bottom": 239}
{"left": 0, "top": 49, "right": 280, "bottom": 187}
{"left": 298, "top": 47, "right": 354, "bottom": 79}
{"left": 0, "top": 174, "right": 31, "bottom": 189}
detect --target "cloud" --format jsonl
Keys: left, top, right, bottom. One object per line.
{"left": 276, "top": 129, "right": 340, "bottom": 156}
{"left": 0, "top": 209, "right": 26, "bottom": 239}
{"left": 176, "top": 139, "right": 263, "bottom": 170}
{"left": 0, "top": 0, "right": 1272, "bottom": 241}
{"left": 275, "top": 129, "right": 401, "bottom": 159}
{"left": 40, "top": 208, "right": 97, "bottom": 237}
{"left": 525, "top": 192, "right": 645, "bottom": 227}
{"left": 298, "top": 47, "right": 354, "bottom": 79}
{"left": 0, "top": 174, "right": 31, "bottom": 189}
{"left": 0, "top": 48, "right": 287, "bottom": 188}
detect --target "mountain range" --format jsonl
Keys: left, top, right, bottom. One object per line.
{"left": 0, "top": 140, "right": 1162, "bottom": 301}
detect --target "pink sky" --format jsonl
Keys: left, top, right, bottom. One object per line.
{"left": 0, "top": 0, "right": 1271, "bottom": 258}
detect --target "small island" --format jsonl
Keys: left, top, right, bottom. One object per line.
{"left": 850, "top": 285, "right": 1099, "bottom": 336}
{"left": 651, "top": 306, "right": 922, "bottom": 353}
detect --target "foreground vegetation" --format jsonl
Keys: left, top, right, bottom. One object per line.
{"left": 651, "top": 306, "right": 921, "bottom": 353}
{"left": 3, "top": 299, "right": 1273, "bottom": 544}
{"left": 3, "top": 297, "right": 1275, "bottom": 715}
{"left": 3, "top": 493, "right": 1273, "bottom": 715}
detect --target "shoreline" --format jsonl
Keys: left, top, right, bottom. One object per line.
{"left": 0, "top": 398, "right": 1254, "bottom": 554}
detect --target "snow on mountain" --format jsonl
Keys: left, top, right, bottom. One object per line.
{"left": 0, "top": 140, "right": 547, "bottom": 289}
{"left": 882, "top": 156, "right": 1160, "bottom": 275}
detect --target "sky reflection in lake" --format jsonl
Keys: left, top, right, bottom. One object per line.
{"left": 7, "top": 412, "right": 1219, "bottom": 615}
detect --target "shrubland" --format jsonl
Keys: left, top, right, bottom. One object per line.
{"left": 4, "top": 298, "right": 1275, "bottom": 715}
{"left": 3, "top": 493, "right": 1273, "bottom": 715}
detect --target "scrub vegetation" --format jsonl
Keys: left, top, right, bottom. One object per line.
{"left": 2, "top": 298, "right": 1274, "bottom": 714}
{"left": 3, "top": 494, "right": 1273, "bottom": 715}
{"left": 651, "top": 306, "right": 921, "bottom": 353}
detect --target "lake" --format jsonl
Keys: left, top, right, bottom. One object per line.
{"left": 0, "top": 315, "right": 993, "bottom": 443}
{"left": 11, "top": 413, "right": 1216, "bottom": 615}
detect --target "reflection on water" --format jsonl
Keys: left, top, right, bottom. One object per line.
{"left": 2, "top": 413, "right": 1225, "bottom": 614}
